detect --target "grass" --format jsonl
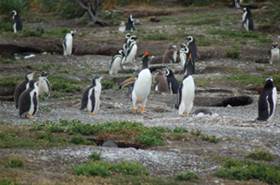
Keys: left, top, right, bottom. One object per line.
{"left": 0, "top": 76, "right": 21, "bottom": 88}
{"left": 226, "top": 47, "right": 240, "bottom": 59}
{"left": 142, "top": 32, "right": 170, "bottom": 41}
{"left": 5, "top": 158, "right": 24, "bottom": 168}
{"left": 70, "top": 135, "right": 91, "bottom": 145}
{"left": 246, "top": 149, "right": 274, "bottom": 162}
{"left": 0, "top": 179, "right": 18, "bottom": 185}
{"left": 74, "top": 161, "right": 149, "bottom": 177}
{"left": 215, "top": 158, "right": 280, "bottom": 185}
{"left": 176, "top": 171, "right": 199, "bottom": 181}
{"left": 49, "top": 75, "right": 81, "bottom": 93}
{"left": 102, "top": 79, "right": 115, "bottom": 90}
{"left": 89, "top": 152, "right": 101, "bottom": 161}
{"left": 190, "top": 129, "right": 219, "bottom": 143}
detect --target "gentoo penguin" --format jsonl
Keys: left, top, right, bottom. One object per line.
{"left": 165, "top": 68, "right": 179, "bottom": 94}
{"left": 186, "top": 36, "right": 197, "bottom": 74}
{"left": 154, "top": 71, "right": 169, "bottom": 94}
{"left": 63, "top": 30, "right": 76, "bottom": 56}
{"left": 176, "top": 71, "right": 195, "bottom": 116}
{"left": 257, "top": 78, "right": 277, "bottom": 121}
{"left": 81, "top": 76, "right": 103, "bottom": 115}
{"left": 14, "top": 72, "right": 35, "bottom": 109}
{"left": 125, "top": 14, "right": 135, "bottom": 32}
{"left": 11, "top": 10, "right": 22, "bottom": 33}
{"left": 162, "top": 45, "right": 177, "bottom": 64}
{"left": 270, "top": 42, "right": 280, "bottom": 64}
{"left": 109, "top": 49, "right": 126, "bottom": 75}
{"left": 242, "top": 7, "right": 254, "bottom": 32}
{"left": 179, "top": 44, "right": 189, "bottom": 68}
{"left": 122, "top": 35, "right": 137, "bottom": 65}
{"left": 18, "top": 80, "right": 39, "bottom": 119}
{"left": 38, "top": 72, "right": 50, "bottom": 97}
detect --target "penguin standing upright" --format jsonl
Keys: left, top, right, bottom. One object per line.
{"left": 162, "top": 45, "right": 177, "bottom": 64}
{"left": 242, "top": 7, "right": 254, "bottom": 32}
{"left": 165, "top": 68, "right": 179, "bottom": 94}
{"left": 232, "top": 0, "right": 240, "bottom": 8}
{"left": 11, "top": 10, "right": 22, "bottom": 33}
{"left": 125, "top": 14, "right": 136, "bottom": 32}
{"left": 176, "top": 71, "right": 195, "bottom": 116}
{"left": 109, "top": 49, "right": 126, "bottom": 75}
{"left": 257, "top": 78, "right": 277, "bottom": 121}
{"left": 179, "top": 44, "right": 189, "bottom": 68}
{"left": 18, "top": 80, "right": 39, "bottom": 119}
{"left": 14, "top": 72, "right": 35, "bottom": 109}
{"left": 270, "top": 42, "right": 280, "bottom": 64}
{"left": 63, "top": 30, "right": 76, "bottom": 56}
{"left": 154, "top": 71, "right": 169, "bottom": 94}
{"left": 119, "top": 21, "right": 126, "bottom": 33}
{"left": 81, "top": 76, "right": 102, "bottom": 115}
{"left": 123, "top": 33, "right": 131, "bottom": 56}
{"left": 38, "top": 72, "right": 50, "bottom": 97}
{"left": 186, "top": 36, "right": 197, "bottom": 74}
{"left": 122, "top": 35, "right": 137, "bottom": 65}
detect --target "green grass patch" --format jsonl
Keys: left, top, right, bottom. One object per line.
{"left": 0, "top": 179, "right": 18, "bottom": 185}
{"left": 226, "top": 47, "right": 240, "bottom": 59}
{"left": 5, "top": 158, "right": 24, "bottom": 168}
{"left": 246, "top": 149, "right": 274, "bottom": 162}
{"left": 74, "top": 161, "right": 148, "bottom": 177}
{"left": 176, "top": 170, "right": 199, "bottom": 181}
{"left": 227, "top": 73, "right": 263, "bottom": 87}
{"left": 70, "top": 135, "right": 91, "bottom": 145}
{"left": 102, "top": 79, "right": 115, "bottom": 90}
{"left": 89, "top": 152, "right": 101, "bottom": 161}
{"left": 142, "top": 32, "right": 169, "bottom": 41}
{"left": 0, "top": 76, "right": 21, "bottom": 88}
{"left": 49, "top": 75, "right": 81, "bottom": 93}
{"left": 215, "top": 158, "right": 280, "bottom": 184}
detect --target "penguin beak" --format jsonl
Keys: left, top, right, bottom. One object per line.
{"left": 119, "top": 77, "right": 136, "bottom": 89}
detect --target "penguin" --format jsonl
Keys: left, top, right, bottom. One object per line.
{"left": 176, "top": 71, "right": 195, "bottom": 116}
{"left": 162, "top": 45, "right": 177, "bottom": 64}
{"left": 186, "top": 36, "right": 197, "bottom": 74}
{"left": 18, "top": 80, "right": 39, "bottom": 119}
{"left": 122, "top": 33, "right": 131, "bottom": 56}
{"left": 257, "top": 77, "right": 277, "bottom": 121}
{"left": 232, "top": 0, "right": 240, "bottom": 8}
{"left": 154, "top": 71, "right": 169, "bottom": 94}
{"left": 63, "top": 30, "right": 76, "bottom": 56}
{"left": 109, "top": 49, "right": 126, "bottom": 75}
{"left": 81, "top": 76, "right": 102, "bottom": 115}
{"left": 165, "top": 68, "right": 179, "bottom": 94}
{"left": 14, "top": 72, "right": 35, "bottom": 109}
{"left": 38, "top": 72, "right": 50, "bottom": 97}
{"left": 11, "top": 10, "right": 22, "bottom": 33}
{"left": 179, "top": 44, "right": 189, "bottom": 68}
{"left": 125, "top": 14, "right": 136, "bottom": 32}
{"left": 122, "top": 35, "right": 137, "bottom": 65}
{"left": 270, "top": 42, "right": 280, "bottom": 64}
{"left": 242, "top": 7, "right": 254, "bottom": 32}
{"left": 118, "top": 21, "right": 126, "bottom": 33}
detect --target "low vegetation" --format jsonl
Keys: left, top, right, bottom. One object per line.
{"left": 215, "top": 158, "right": 280, "bottom": 185}
{"left": 5, "top": 157, "right": 24, "bottom": 168}
{"left": 176, "top": 170, "right": 199, "bottom": 181}
{"left": 246, "top": 149, "right": 274, "bottom": 162}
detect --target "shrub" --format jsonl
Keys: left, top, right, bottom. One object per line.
{"left": 246, "top": 149, "right": 274, "bottom": 161}
{"left": 70, "top": 135, "right": 89, "bottom": 145}
{"left": 89, "top": 152, "right": 101, "bottom": 161}
{"left": 0, "top": 0, "right": 28, "bottom": 14}
{"left": 176, "top": 171, "right": 199, "bottom": 181}
{"left": 74, "top": 161, "right": 111, "bottom": 177}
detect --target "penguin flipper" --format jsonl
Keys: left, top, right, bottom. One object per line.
{"left": 175, "top": 84, "right": 183, "bottom": 109}
{"left": 14, "top": 81, "right": 28, "bottom": 108}
{"left": 18, "top": 90, "right": 31, "bottom": 117}
{"left": 32, "top": 92, "right": 38, "bottom": 115}
{"left": 90, "top": 89, "right": 96, "bottom": 112}
{"left": 81, "top": 87, "right": 90, "bottom": 110}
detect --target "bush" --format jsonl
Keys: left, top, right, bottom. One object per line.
{"left": 5, "top": 158, "right": 24, "bottom": 168}
{"left": 246, "top": 149, "right": 274, "bottom": 161}
{"left": 176, "top": 171, "right": 199, "bottom": 181}
{"left": 89, "top": 152, "right": 101, "bottom": 161}
{"left": 0, "top": 0, "right": 28, "bottom": 14}
{"left": 70, "top": 135, "right": 90, "bottom": 145}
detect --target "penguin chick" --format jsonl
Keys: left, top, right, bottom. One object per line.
{"left": 38, "top": 71, "right": 50, "bottom": 97}
{"left": 162, "top": 45, "right": 177, "bottom": 64}
{"left": 154, "top": 71, "right": 169, "bottom": 94}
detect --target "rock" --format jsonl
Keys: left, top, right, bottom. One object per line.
{"left": 102, "top": 140, "right": 118, "bottom": 148}
{"left": 150, "top": 17, "right": 160, "bottom": 22}
{"left": 193, "top": 108, "right": 213, "bottom": 116}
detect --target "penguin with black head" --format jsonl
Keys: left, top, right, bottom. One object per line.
{"left": 125, "top": 14, "right": 136, "bottom": 32}
{"left": 109, "top": 49, "right": 126, "bottom": 75}
{"left": 11, "top": 10, "right": 22, "bottom": 33}
{"left": 165, "top": 68, "right": 179, "bottom": 94}
{"left": 242, "top": 7, "right": 254, "bottom": 32}
{"left": 185, "top": 36, "right": 197, "bottom": 74}
{"left": 176, "top": 69, "right": 195, "bottom": 116}
{"left": 122, "top": 35, "right": 137, "bottom": 65}
{"left": 14, "top": 72, "right": 35, "bottom": 109}
{"left": 179, "top": 43, "right": 188, "bottom": 68}
{"left": 81, "top": 76, "right": 103, "bottom": 115}
{"left": 18, "top": 80, "right": 39, "bottom": 119}
{"left": 63, "top": 30, "right": 76, "bottom": 56}
{"left": 257, "top": 77, "right": 277, "bottom": 121}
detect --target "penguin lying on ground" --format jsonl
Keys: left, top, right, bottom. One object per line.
{"left": 63, "top": 30, "right": 76, "bottom": 56}
{"left": 18, "top": 80, "right": 39, "bottom": 119}
{"left": 154, "top": 70, "right": 169, "bottom": 94}
{"left": 270, "top": 42, "right": 280, "bottom": 64}
{"left": 81, "top": 76, "right": 103, "bottom": 115}
{"left": 257, "top": 77, "right": 277, "bottom": 121}
{"left": 14, "top": 72, "right": 35, "bottom": 109}
{"left": 162, "top": 45, "right": 177, "bottom": 64}
{"left": 242, "top": 7, "right": 254, "bottom": 32}
{"left": 126, "top": 14, "right": 136, "bottom": 32}
{"left": 109, "top": 49, "right": 126, "bottom": 75}
{"left": 176, "top": 70, "right": 195, "bottom": 116}
{"left": 165, "top": 68, "right": 179, "bottom": 94}
{"left": 11, "top": 10, "right": 22, "bottom": 33}
{"left": 38, "top": 72, "right": 50, "bottom": 97}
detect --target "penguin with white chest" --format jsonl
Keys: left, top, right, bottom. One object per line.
{"left": 109, "top": 49, "right": 126, "bottom": 75}
{"left": 165, "top": 68, "right": 179, "bottom": 94}
{"left": 179, "top": 44, "right": 189, "bottom": 68}
{"left": 176, "top": 71, "right": 195, "bottom": 116}
{"left": 14, "top": 72, "right": 35, "bottom": 109}
{"left": 63, "top": 30, "right": 76, "bottom": 56}
{"left": 18, "top": 80, "right": 39, "bottom": 119}
{"left": 270, "top": 42, "right": 280, "bottom": 64}
{"left": 38, "top": 72, "right": 50, "bottom": 97}
{"left": 185, "top": 36, "right": 197, "bottom": 74}
{"left": 257, "top": 77, "right": 277, "bottom": 121}
{"left": 81, "top": 76, "right": 103, "bottom": 115}
{"left": 242, "top": 7, "right": 254, "bottom": 32}
{"left": 125, "top": 14, "right": 136, "bottom": 32}
{"left": 122, "top": 35, "right": 138, "bottom": 65}
{"left": 11, "top": 10, "right": 22, "bottom": 33}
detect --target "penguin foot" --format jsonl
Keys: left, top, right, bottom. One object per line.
{"left": 131, "top": 107, "right": 137, "bottom": 113}
{"left": 26, "top": 114, "right": 33, "bottom": 119}
{"left": 180, "top": 112, "right": 189, "bottom": 117}
{"left": 140, "top": 106, "right": 145, "bottom": 113}
{"left": 90, "top": 112, "right": 96, "bottom": 116}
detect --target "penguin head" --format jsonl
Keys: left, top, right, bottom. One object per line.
{"left": 142, "top": 51, "right": 151, "bottom": 69}
{"left": 11, "top": 10, "right": 17, "bottom": 16}
{"left": 272, "top": 42, "right": 278, "bottom": 49}
{"left": 26, "top": 72, "right": 35, "bottom": 81}
{"left": 130, "top": 35, "right": 137, "bottom": 41}
{"left": 186, "top": 36, "right": 194, "bottom": 45}
{"left": 125, "top": 33, "right": 131, "bottom": 39}
{"left": 40, "top": 71, "right": 48, "bottom": 77}
{"left": 70, "top": 30, "right": 76, "bottom": 36}
{"left": 164, "top": 68, "right": 174, "bottom": 77}
{"left": 92, "top": 76, "right": 102, "bottom": 85}
{"left": 264, "top": 77, "right": 275, "bottom": 89}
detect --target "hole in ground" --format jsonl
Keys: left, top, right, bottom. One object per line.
{"left": 215, "top": 96, "right": 253, "bottom": 107}
{"left": 86, "top": 137, "right": 144, "bottom": 149}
